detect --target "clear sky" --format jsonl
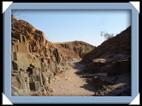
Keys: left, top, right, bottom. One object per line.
{"left": 12, "top": 10, "right": 130, "bottom": 46}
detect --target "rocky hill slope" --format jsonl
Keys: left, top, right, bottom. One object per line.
{"left": 81, "top": 26, "right": 131, "bottom": 75}
{"left": 11, "top": 15, "right": 94, "bottom": 96}
{"left": 78, "top": 26, "right": 131, "bottom": 95}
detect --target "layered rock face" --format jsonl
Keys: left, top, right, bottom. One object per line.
{"left": 11, "top": 16, "right": 94, "bottom": 96}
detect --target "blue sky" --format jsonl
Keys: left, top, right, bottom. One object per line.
{"left": 12, "top": 10, "right": 130, "bottom": 46}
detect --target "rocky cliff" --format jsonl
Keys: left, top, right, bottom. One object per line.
{"left": 11, "top": 15, "right": 94, "bottom": 96}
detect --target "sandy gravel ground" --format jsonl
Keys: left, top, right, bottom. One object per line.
{"left": 49, "top": 60, "right": 130, "bottom": 96}
{"left": 50, "top": 65, "right": 95, "bottom": 96}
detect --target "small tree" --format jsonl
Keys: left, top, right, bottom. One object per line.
{"left": 101, "top": 32, "right": 114, "bottom": 40}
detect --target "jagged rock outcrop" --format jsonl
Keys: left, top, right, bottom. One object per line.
{"left": 11, "top": 15, "right": 94, "bottom": 96}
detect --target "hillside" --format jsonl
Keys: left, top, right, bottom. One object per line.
{"left": 82, "top": 26, "right": 130, "bottom": 63}
{"left": 77, "top": 26, "right": 131, "bottom": 95}
{"left": 81, "top": 26, "right": 131, "bottom": 75}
